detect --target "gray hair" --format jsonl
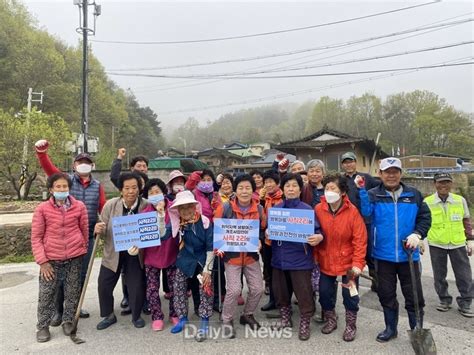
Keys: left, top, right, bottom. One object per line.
{"left": 306, "top": 159, "right": 326, "bottom": 174}
{"left": 290, "top": 160, "right": 306, "bottom": 170}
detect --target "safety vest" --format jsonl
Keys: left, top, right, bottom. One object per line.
{"left": 424, "top": 193, "right": 465, "bottom": 246}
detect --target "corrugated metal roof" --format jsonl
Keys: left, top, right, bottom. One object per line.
{"left": 148, "top": 158, "right": 209, "bottom": 172}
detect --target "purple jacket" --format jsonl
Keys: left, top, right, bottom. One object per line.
{"left": 142, "top": 203, "right": 179, "bottom": 269}
{"left": 271, "top": 198, "right": 320, "bottom": 271}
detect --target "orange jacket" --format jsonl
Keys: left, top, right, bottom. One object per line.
{"left": 263, "top": 188, "right": 283, "bottom": 245}
{"left": 314, "top": 195, "right": 367, "bottom": 276}
{"left": 214, "top": 199, "right": 264, "bottom": 266}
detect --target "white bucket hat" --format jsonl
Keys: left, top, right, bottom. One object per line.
{"left": 170, "top": 191, "right": 198, "bottom": 209}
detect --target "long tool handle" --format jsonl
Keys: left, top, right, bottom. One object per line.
{"left": 74, "top": 235, "right": 100, "bottom": 322}
{"left": 405, "top": 244, "right": 422, "bottom": 330}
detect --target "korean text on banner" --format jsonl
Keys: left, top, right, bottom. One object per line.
{"left": 214, "top": 218, "right": 260, "bottom": 252}
{"left": 112, "top": 211, "right": 161, "bottom": 252}
{"left": 268, "top": 207, "right": 314, "bottom": 243}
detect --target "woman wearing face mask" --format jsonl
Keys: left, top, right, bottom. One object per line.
{"left": 141, "top": 179, "right": 180, "bottom": 331}
{"left": 314, "top": 174, "right": 367, "bottom": 342}
{"left": 272, "top": 173, "right": 324, "bottom": 341}
{"left": 35, "top": 140, "right": 106, "bottom": 320}
{"left": 166, "top": 170, "right": 187, "bottom": 201}
{"left": 185, "top": 169, "right": 219, "bottom": 222}
{"left": 31, "top": 173, "right": 89, "bottom": 343}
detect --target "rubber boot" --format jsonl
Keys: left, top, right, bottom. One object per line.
{"left": 298, "top": 316, "right": 311, "bottom": 341}
{"left": 343, "top": 310, "right": 357, "bottom": 342}
{"left": 321, "top": 310, "right": 337, "bottom": 334}
{"left": 279, "top": 306, "right": 292, "bottom": 328}
{"left": 170, "top": 316, "right": 188, "bottom": 334}
{"left": 195, "top": 317, "right": 209, "bottom": 342}
{"left": 376, "top": 308, "right": 398, "bottom": 342}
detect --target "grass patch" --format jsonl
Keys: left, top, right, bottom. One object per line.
{"left": 0, "top": 254, "right": 35, "bottom": 264}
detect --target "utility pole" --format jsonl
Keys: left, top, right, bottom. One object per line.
{"left": 20, "top": 88, "right": 43, "bottom": 196}
{"left": 74, "top": 0, "right": 101, "bottom": 153}
{"left": 81, "top": 0, "right": 89, "bottom": 153}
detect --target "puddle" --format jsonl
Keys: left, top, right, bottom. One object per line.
{"left": 0, "top": 271, "right": 34, "bottom": 289}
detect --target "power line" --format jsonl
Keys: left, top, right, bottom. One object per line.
{"left": 138, "top": 41, "right": 474, "bottom": 78}
{"left": 107, "top": 61, "right": 474, "bottom": 80}
{"left": 132, "top": 16, "right": 468, "bottom": 93}
{"left": 106, "top": 17, "right": 472, "bottom": 72}
{"left": 157, "top": 57, "right": 473, "bottom": 115}
{"left": 91, "top": 1, "right": 440, "bottom": 45}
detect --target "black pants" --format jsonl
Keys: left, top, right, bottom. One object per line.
{"left": 162, "top": 267, "right": 170, "bottom": 293}
{"left": 98, "top": 252, "right": 145, "bottom": 321}
{"left": 273, "top": 268, "right": 314, "bottom": 318}
{"left": 375, "top": 259, "right": 425, "bottom": 313}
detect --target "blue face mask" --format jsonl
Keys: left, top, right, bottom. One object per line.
{"left": 148, "top": 193, "right": 164, "bottom": 206}
{"left": 53, "top": 191, "right": 69, "bottom": 200}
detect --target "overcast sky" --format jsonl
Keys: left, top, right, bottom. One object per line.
{"left": 23, "top": 0, "right": 474, "bottom": 130}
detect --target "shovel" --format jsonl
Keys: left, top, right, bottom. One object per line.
{"left": 403, "top": 241, "right": 437, "bottom": 355}
{"left": 70, "top": 235, "right": 100, "bottom": 344}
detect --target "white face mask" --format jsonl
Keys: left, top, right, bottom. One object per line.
{"left": 172, "top": 184, "right": 185, "bottom": 194}
{"left": 76, "top": 163, "right": 92, "bottom": 174}
{"left": 324, "top": 190, "right": 341, "bottom": 204}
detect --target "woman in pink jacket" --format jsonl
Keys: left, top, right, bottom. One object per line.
{"left": 31, "top": 172, "right": 89, "bottom": 343}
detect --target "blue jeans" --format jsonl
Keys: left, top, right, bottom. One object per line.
{"left": 319, "top": 272, "right": 359, "bottom": 312}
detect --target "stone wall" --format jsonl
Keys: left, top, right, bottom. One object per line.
{"left": 0, "top": 224, "right": 32, "bottom": 258}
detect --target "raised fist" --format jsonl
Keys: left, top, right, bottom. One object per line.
{"left": 216, "top": 173, "right": 224, "bottom": 184}
{"left": 35, "top": 139, "right": 49, "bottom": 153}
{"left": 354, "top": 175, "right": 365, "bottom": 189}
{"left": 278, "top": 158, "right": 290, "bottom": 173}
{"left": 117, "top": 148, "right": 126, "bottom": 160}
{"left": 276, "top": 153, "right": 286, "bottom": 161}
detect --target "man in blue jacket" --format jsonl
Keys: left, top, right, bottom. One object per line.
{"left": 357, "top": 157, "right": 431, "bottom": 343}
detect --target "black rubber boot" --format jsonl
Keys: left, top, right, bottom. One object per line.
{"left": 376, "top": 308, "right": 398, "bottom": 342}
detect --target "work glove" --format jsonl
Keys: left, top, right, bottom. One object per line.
{"left": 276, "top": 153, "right": 286, "bottom": 162}
{"left": 350, "top": 266, "right": 362, "bottom": 276}
{"left": 278, "top": 158, "right": 289, "bottom": 173}
{"left": 127, "top": 246, "right": 139, "bottom": 256}
{"left": 406, "top": 233, "right": 421, "bottom": 249}
{"left": 35, "top": 139, "right": 49, "bottom": 153}
{"left": 467, "top": 240, "right": 474, "bottom": 256}
{"left": 216, "top": 173, "right": 224, "bottom": 184}
{"left": 185, "top": 171, "right": 202, "bottom": 190}
{"left": 354, "top": 175, "right": 365, "bottom": 189}
{"left": 213, "top": 248, "right": 225, "bottom": 258}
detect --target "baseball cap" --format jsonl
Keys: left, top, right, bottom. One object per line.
{"left": 379, "top": 157, "right": 402, "bottom": 171}
{"left": 341, "top": 152, "right": 357, "bottom": 162}
{"left": 433, "top": 173, "right": 453, "bottom": 182}
{"left": 74, "top": 152, "right": 94, "bottom": 163}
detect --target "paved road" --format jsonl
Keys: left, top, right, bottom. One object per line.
{"left": 0, "top": 247, "right": 473, "bottom": 354}
{"left": 0, "top": 213, "right": 33, "bottom": 226}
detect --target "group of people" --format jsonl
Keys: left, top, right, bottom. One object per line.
{"left": 30, "top": 139, "right": 473, "bottom": 345}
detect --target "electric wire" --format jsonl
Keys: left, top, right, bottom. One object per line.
{"left": 92, "top": 1, "right": 440, "bottom": 45}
